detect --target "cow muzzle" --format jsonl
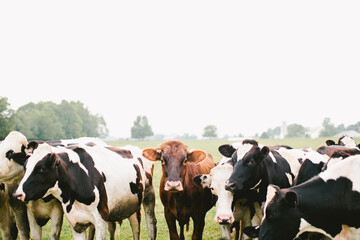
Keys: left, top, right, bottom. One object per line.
{"left": 216, "top": 214, "right": 233, "bottom": 225}
{"left": 13, "top": 191, "right": 25, "bottom": 202}
{"left": 224, "top": 180, "right": 236, "bottom": 192}
{"left": 164, "top": 181, "right": 183, "bottom": 192}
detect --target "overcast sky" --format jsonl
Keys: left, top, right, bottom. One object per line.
{"left": 1, "top": 1, "right": 359, "bottom": 138}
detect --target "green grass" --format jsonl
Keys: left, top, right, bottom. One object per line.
{"left": 22, "top": 138, "right": 360, "bottom": 239}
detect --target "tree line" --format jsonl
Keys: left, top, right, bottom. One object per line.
{"left": 0, "top": 97, "right": 108, "bottom": 140}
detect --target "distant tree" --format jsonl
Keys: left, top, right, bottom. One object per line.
{"left": 347, "top": 121, "right": 360, "bottom": 132}
{"left": 203, "top": 125, "right": 218, "bottom": 138}
{"left": 0, "top": 97, "right": 15, "bottom": 139}
{"left": 131, "top": 115, "right": 153, "bottom": 140}
{"left": 319, "top": 117, "right": 338, "bottom": 137}
{"left": 286, "top": 123, "right": 306, "bottom": 138}
{"left": 260, "top": 132, "right": 269, "bottom": 139}
{"left": 15, "top": 101, "right": 108, "bottom": 140}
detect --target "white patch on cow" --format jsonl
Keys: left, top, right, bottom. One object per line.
{"left": 286, "top": 173, "right": 293, "bottom": 186}
{"left": 262, "top": 185, "right": 277, "bottom": 223}
{"left": 320, "top": 155, "right": 360, "bottom": 193}
{"left": 297, "top": 218, "right": 332, "bottom": 238}
{"left": 340, "top": 136, "right": 357, "bottom": 148}
{"left": 236, "top": 144, "right": 255, "bottom": 161}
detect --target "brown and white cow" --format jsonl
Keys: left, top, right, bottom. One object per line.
{"left": 14, "top": 141, "right": 148, "bottom": 240}
{"left": 143, "top": 140, "right": 215, "bottom": 240}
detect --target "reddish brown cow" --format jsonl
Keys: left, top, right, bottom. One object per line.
{"left": 143, "top": 141, "right": 215, "bottom": 240}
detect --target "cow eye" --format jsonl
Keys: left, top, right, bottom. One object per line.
{"left": 38, "top": 167, "right": 46, "bottom": 173}
{"left": 160, "top": 158, "right": 166, "bottom": 165}
{"left": 247, "top": 159, "right": 255, "bottom": 166}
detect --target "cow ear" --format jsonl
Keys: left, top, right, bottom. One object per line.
{"left": 7, "top": 151, "right": 29, "bottom": 166}
{"left": 142, "top": 148, "right": 161, "bottom": 162}
{"left": 284, "top": 190, "right": 298, "bottom": 208}
{"left": 260, "top": 146, "right": 270, "bottom": 161}
{"left": 218, "top": 144, "right": 236, "bottom": 158}
{"left": 26, "top": 141, "right": 39, "bottom": 154}
{"left": 187, "top": 150, "right": 207, "bottom": 164}
{"left": 326, "top": 140, "right": 336, "bottom": 146}
{"left": 243, "top": 226, "right": 260, "bottom": 238}
{"left": 193, "top": 174, "right": 211, "bottom": 188}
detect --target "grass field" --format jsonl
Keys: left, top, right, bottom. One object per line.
{"left": 19, "top": 137, "right": 360, "bottom": 239}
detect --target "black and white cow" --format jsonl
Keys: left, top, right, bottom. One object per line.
{"left": 325, "top": 135, "right": 359, "bottom": 148}
{"left": 244, "top": 154, "right": 360, "bottom": 240}
{"left": 14, "top": 142, "right": 148, "bottom": 240}
{"left": 220, "top": 140, "right": 293, "bottom": 230}
{"left": 0, "top": 131, "right": 63, "bottom": 240}
{"left": 293, "top": 145, "right": 360, "bottom": 186}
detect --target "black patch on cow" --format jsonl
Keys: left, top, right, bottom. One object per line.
{"left": 6, "top": 149, "right": 29, "bottom": 166}
{"left": 102, "top": 172, "right": 106, "bottom": 182}
{"left": 242, "top": 139, "right": 259, "bottom": 146}
{"left": 294, "top": 159, "right": 324, "bottom": 185}
{"left": 0, "top": 183, "right": 4, "bottom": 191}
{"left": 73, "top": 222, "right": 92, "bottom": 233}
{"left": 137, "top": 157, "right": 144, "bottom": 168}
{"left": 129, "top": 164, "right": 143, "bottom": 206}
{"left": 46, "top": 140, "right": 63, "bottom": 147}
{"left": 35, "top": 217, "right": 50, "bottom": 227}
{"left": 106, "top": 147, "right": 133, "bottom": 159}
{"left": 72, "top": 147, "right": 109, "bottom": 220}
{"left": 42, "top": 194, "right": 55, "bottom": 203}
{"left": 145, "top": 171, "right": 153, "bottom": 186}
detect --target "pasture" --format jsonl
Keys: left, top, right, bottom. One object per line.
{"left": 16, "top": 137, "right": 359, "bottom": 239}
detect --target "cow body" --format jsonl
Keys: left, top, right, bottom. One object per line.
{"left": 15, "top": 143, "right": 147, "bottom": 240}
{"left": 246, "top": 155, "right": 360, "bottom": 240}
{"left": 143, "top": 141, "right": 215, "bottom": 240}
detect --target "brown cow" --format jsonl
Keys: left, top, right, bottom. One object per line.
{"left": 143, "top": 141, "right": 215, "bottom": 240}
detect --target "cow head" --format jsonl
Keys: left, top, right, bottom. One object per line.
{"left": 326, "top": 135, "right": 357, "bottom": 148}
{"left": 194, "top": 160, "right": 234, "bottom": 224}
{"left": 14, "top": 143, "right": 60, "bottom": 202}
{"left": 143, "top": 140, "right": 206, "bottom": 192}
{"left": 0, "top": 131, "right": 29, "bottom": 183}
{"left": 223, "top": 144, "right": 270, "bottom": 193}
{"left": 244, "top": 185, "right": 301, "bottom": 240}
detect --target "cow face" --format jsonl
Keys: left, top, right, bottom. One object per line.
{"left": 0, "top": 131, "right": 29, "bottom": 183}
{"left": 143, "top": 141, "right": 206, "bottom": 192}
{"left": 225, "top": 145, "right": 269, "bottom": 193}
{"left": 15, "top": 144, "right": 59, "bottom": 202}
{"left": 194, "top": 161, "right": 234, "bottom": 224}
{"left": 249, "top": 185, "right": 301, "bottom": 240}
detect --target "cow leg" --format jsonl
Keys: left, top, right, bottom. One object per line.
{"left": 179, "top": 224, "right": 185, "bottom": 240}
{"left": 128, "top": 211, "right": 141, "bottom": 240}
{"left": 164, "top": 208, "right": 179, "bottom": 240}
{"left": 49, "top": 203, "right": 63, "bottom": 240}
{"left": 27, "top": 210, "right": 42, "bottom": 240}
{"left": 107, "top": 221, "right": 116, "bottom": 240}
{"left": 8, "top": 196, "right": 30, "bottom": 240}
{"left": 94, "top": 219, "right": 107, "bottom": 240}
{"left": 71, "top": 227, "right": 87, "bottom": 240}
{"left": 191, "top": 215, "right": 206, "bottom": 240}
{"left": 219, "top": 224, "right": 231, "bottom": 240}
{"left": 143, "top": 184, "right": 157, "bottom": 240}
{"left": 87, "top": 225, "right": 95, "bottom": 240}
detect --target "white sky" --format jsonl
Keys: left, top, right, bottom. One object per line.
{"left": 0, "top": 1, "right": 359, "bottom": 138}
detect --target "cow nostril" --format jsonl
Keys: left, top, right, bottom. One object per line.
{"left": 13, "top": 193, "right": 24, "bottom": 201}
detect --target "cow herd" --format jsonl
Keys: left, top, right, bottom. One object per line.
{"left": 1, "top": 131, "right": 360, "bottom": 240}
